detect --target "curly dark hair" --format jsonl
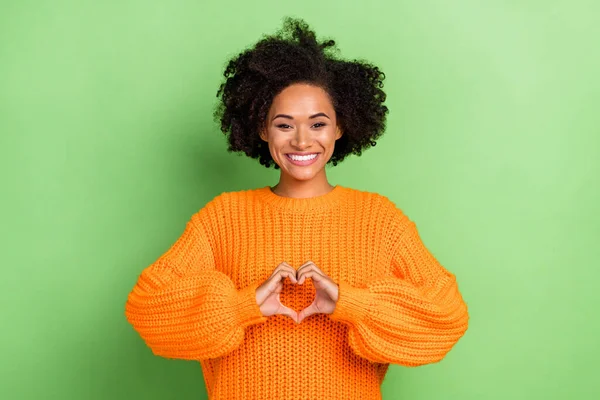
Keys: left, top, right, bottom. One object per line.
{"left": 214, "top": 17, "right": 388, "bottom": 169}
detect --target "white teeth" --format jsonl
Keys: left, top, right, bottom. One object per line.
{"left": 288, "top": 154, "right": 317, "bottom": 161}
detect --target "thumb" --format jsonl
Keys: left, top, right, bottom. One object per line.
{"left": 277, "top": 304, "right": 298, "bottom": 323}
{"left": 297, "top": 302, "right": 318, "bottom": 323}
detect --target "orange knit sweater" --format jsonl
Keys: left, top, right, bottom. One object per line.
{"left": 124, "top": 185, "right": 469, "bottom": 400}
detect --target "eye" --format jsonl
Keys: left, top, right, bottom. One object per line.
{"left": 276, "top": 124, "right": 293, "bottom": 129}
{"left": 312, "top": 122, "right": 327, "bottom": 128}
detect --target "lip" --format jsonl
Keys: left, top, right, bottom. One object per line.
{"left": 285, "top": 153, "right": 320, "bottom": 166}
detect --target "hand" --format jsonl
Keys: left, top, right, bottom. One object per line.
{"left": 255, "top": 262, "right": 299, "bottom": 323}
{"left": 296, "top": 260, "right": 339, "bottom": 324}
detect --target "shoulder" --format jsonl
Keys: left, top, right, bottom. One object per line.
{"left": 203, "top": 188, "right": 252, "bottom": 208}
{"left": 343, "top": 185, "right": 413, "bottom": 230}
{"left": 191, "top": 187, "right": 257, "bottom": 219}
{"left": 343, "top": 186, "right": 407, "bottom": 213}
{"left": 187, "top": 188, "right": 256, "bottom": 237}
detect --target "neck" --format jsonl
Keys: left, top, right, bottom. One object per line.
{"left": 271, "top": 172, "right": 334, "bottom": 199}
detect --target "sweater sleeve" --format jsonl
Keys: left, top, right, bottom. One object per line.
{"left": 124, "top": 211, "right": 268, "bottom": 361}
{"left": 328, "top": 218, "right": 469, "bottom": 367}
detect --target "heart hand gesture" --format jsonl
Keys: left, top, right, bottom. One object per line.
{"left": 255, "top": 260, "right": 339, "bottom": 324}
{"left": 295, "top": 261, "right": 339, "bottom": 323}
{"left": 255, "top": 262, "right": 300, "bottom": 322}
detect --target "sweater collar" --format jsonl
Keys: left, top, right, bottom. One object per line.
{"left": 254, "top": 184, "right": 346, "bottom": 212}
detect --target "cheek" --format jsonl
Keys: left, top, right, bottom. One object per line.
{"left": 318, "top": 130, "right": 338, "bottom": 147}
{"left": 265, "top": 131, "right": 285, "bottom": 147}
{"left": 269, "top": 137, "right": 288, "bottom": 151}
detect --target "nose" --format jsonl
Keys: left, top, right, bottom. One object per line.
{"left": 291, "top": 126, "right": 311, "bottom": 149}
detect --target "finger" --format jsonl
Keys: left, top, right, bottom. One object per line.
{"left": 296, "top": 263, "right": 315, "bottom": 277}
{"left": 271, "top": 262, "right": 298, "bottom": 282}
{"left": 296, "top": 260, "right": 314, "bottom": 275}
{"left": 281, "top": 263, "right": 299, "bottom": 282}
{"left": 298, "top": 260, "right": 313, "bottom": 268}
{"left": 297, "top": 269, "right": 325, "bottom": 285}
{"left": 265, "top": 272, "right": 289, "bottom": 292}
{"left": 272, "top": 270, "right": 298, "bottom": 284}
{"left": 297, "top": 261, "right": 325, "bottom": 277}
{"left": 269, "top": 263, "right": 288, "bottom": 277}
{"left": 298, "top": 302, "right": 318, "bottom": 323}
{"left": 265, "top": 278, "right": 281, "bottom": 293}
{"left": 279, "top": 261, "right": 293, "bottom": 271}
{"left": 269, "top": 266, "right": 295, "bottom": 281}
{"left": 270, "top": 262, "right": 291, "bottom": 275}
{"left": 278, "top": 304, "right": 298, "bottom": 323}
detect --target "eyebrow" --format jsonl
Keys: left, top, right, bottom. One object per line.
{"left": 272, "top": 112, "right": 330, "bottom": 121}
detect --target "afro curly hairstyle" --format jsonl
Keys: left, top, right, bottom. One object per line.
{"left": 214, "top": 17, "right": 388, "bottom": 169}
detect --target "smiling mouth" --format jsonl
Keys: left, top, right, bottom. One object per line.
{"left": 285, "top": 153, "right": 320, "bottom": 166}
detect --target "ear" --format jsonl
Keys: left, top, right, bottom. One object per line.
{"left": 259, "top": 128, "right": 268, "bottom": 142}
{"left": 335, "top": 126, "right": 343, "bottom": 140}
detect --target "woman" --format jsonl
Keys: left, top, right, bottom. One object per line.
{"left": 125, "top": 18, "right": 469, "bottom": 400}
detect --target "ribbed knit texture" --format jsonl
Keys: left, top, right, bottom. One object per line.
{"left": 124, "top": 185, "right": 469, "bottom": 400}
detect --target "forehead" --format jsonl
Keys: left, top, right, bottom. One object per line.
{"left": 269, "top": 83, "right": 334, "bottom": 114}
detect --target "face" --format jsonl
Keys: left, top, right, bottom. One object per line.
{"left": 259, "top": 83, "right": 342, "bottom": 182}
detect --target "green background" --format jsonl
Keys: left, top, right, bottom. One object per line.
{"left": 1, "top": 1, "right": 598, "bottom": 399}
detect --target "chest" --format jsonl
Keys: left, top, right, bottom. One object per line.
{"left": 212, "top": 212, "right": 393, "bottom": 290}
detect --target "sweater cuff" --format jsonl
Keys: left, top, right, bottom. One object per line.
{"left": 329, "top": 280, "right": 372, "bottom": 325}
{"left": 233, "top": 281, "right": 269, "bottom": 328}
